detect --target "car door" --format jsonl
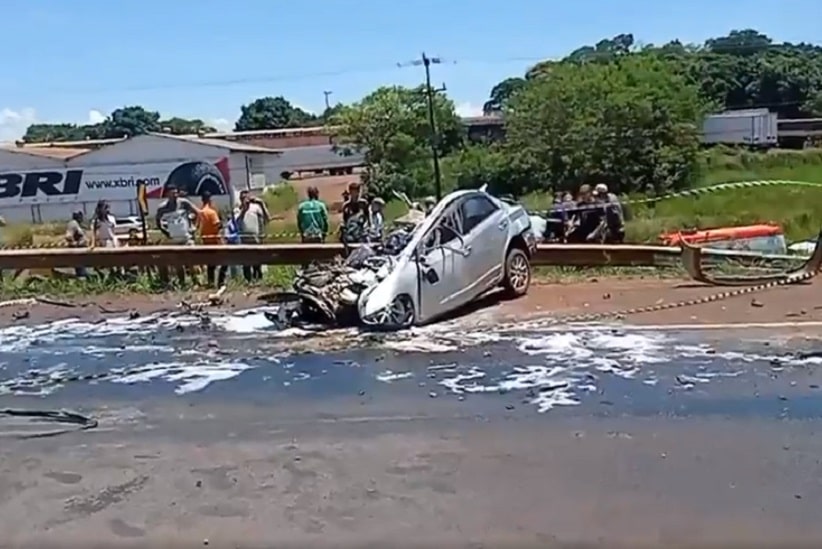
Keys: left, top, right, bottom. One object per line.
{"left": 415, "top": 205, "right": 473, "bottom": 322}
{"left": 458, "top": 194, "right": 508, "bottom": 295}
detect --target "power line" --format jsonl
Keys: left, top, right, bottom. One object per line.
{"left": 29, "top": 41, "right": 817, "bottom": 95}
{"left": 50, "top": 64, "right": 405, "bottom": 94}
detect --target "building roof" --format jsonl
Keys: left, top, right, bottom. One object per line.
{"left": 461, "top": 115, "right": 503, "bottom": 126}
{"left": 0, "top": 145, "right": 91, "bottom": 159}
{"left": 21, "top": 137, "right": 126, "bottom": 149}
{"left": 147, "top": 132, "right": 284, "bottom": 153}
{"left": 273, "top": 145, "right": 365, "bottom": 170}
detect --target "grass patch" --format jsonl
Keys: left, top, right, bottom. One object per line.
{"left": 522, "top": 148, "right": 822, "bottom": 243}
{"left": 626, "top": 148, "right": 822, "bottom": 242}
{"left": 0, "top": 266, "right": 296, "bottom": 299}
{"left": 262, "top": 183, "right": 300, "bottom": 214}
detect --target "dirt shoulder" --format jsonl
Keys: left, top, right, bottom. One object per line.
{"left": 498, "top": 277, "right": 822, "bottom": 326}
{"left": 1, "top": 276, "right": 820, "bottom": 329}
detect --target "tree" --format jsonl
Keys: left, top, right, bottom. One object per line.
{"left": 331, "top": 85, "right": 464, "bottom": 198}
{"left": 22, "top": 108, "right": 214, "bottom": 143}
{"left": 512, "top": 30, "right": 822, "bottom": 119}
{"left": 102, "top": 106, "right": 162, "bottom": 138}
{"left": 234, "top": 96, "right": 317, "bottom": 131}
{"left": 483, "top": 77, "right": 526, "bottom": 114}
{"left": 320, "top": 102, "right": 345, "bottom": 123}
{"left": 504, "top": 54, "right": 709, "bottom": 195}
{"left": 158, "top": 117, "right": 216, "bottom": 135}
{"left": 23, "top": 123, "right": 101, "bottom": 143}
{"left": 441, "top": 144, "right": 532, "bottom": 196}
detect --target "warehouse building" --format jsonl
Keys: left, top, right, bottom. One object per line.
{"left": 0, "top": 133, "right": 289, "bottom": 223}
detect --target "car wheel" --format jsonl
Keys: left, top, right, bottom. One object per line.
{"left": 381, "top": 294, "right": 416, "bottom": 329}
{"left": 164, "top": 161, "right": 228, "bottom": 197}
{"left": 503, "top": 247, "right": 531, "bottom": 297}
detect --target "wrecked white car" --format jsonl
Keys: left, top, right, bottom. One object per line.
{"left": 269, "top": 188, "right": 537, "bottom": 330}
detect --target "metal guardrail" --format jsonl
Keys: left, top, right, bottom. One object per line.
{"left": 0, "top": 243, "right": 800, "bottom": 271}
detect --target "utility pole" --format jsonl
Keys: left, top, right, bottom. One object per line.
{"left": 323, "top": 90, "right": 333, "bottom": 111}
{"left": 399, "top": 53, "right": 446, "bottom": 201}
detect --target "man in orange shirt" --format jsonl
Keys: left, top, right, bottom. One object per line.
{"left": 199, "top": 192, "right": 226, "bottom": 287}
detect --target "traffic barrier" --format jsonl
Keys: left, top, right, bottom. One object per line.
{"left": 0, "top": 243, "right": 800, "bottom": 271}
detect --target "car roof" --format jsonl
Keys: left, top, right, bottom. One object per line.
{"left": 399, "top": 189, "right": 502, "bottom": 258}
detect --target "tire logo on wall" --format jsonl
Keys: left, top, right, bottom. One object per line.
{"left": 145, "top": 157, "right": 231, "bottom": 199}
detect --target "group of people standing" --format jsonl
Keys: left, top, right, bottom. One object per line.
{"left": 548, "top": 182, "right": 626, "bottom": 244}
{"left": 296, "top": 181, "right": 391, "bottom": 252}
{"left": 152, "top": 185, "right": 271, "bottom": 287}
{"left": 61, "top": 180, "right": 390, "bottom": 287}
{"left": 63, "top": 186, "right": 271, "bottom": 287}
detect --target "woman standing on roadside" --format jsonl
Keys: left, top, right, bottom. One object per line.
{"left": 91, "top": 200, "right": 120, "bottom": 279}
{"left": 91, "top": 200, "right": 118, "bottom": 249}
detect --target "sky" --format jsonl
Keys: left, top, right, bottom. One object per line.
{"left": 1, "top": 0, "right": 821, "bottom": 141}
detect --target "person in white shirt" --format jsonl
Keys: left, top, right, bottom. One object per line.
{"left": 155, "top": 185, "right": 201, "bottom": 286}
{"left": 155, "top": 186, "right": 200, "bottom": 245}
{"left": 236, "top": 190, "right": 270, "bottom": 282}
{"left": 91, "top": 200, "right": 118, "bottom": 248}
{"left": 90, "top": 200, "right": 121, "bottom": 279}
{"left": 367, "top": 197, "right": 386, "bottom": 243}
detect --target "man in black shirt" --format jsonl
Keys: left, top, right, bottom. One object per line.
{"left": 340, "top": 182, "right": 368, "bottom": 253}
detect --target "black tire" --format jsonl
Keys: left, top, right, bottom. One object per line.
{"left": 163, "top": 161, "right": 228, "bottom": 198}
{"left": 502, "top": 247, "right": 531, "bottom": 298}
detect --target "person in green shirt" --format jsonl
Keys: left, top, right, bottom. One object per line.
{"left": 297, "top": 186, "right": 329, "bottom": 243}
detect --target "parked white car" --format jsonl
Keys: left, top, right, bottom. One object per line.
{"left": 355, "top": 188, "right": 536, "bottom": 328}
{"left": 113, "top": 216, "right": 144, "bottom": 235}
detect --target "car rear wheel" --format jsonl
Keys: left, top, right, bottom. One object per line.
{"left": 503, "top": 247, "right": 531, "bottom": 297}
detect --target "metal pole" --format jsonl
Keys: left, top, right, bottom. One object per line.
{"left": 422, "top": 53, "right": 443, "bottom": 201}
{"left": 398, "top": 53, "right": 446, "bottom": 201}
{"left": 323, "top": 90, "right": 333, "bottom": 111}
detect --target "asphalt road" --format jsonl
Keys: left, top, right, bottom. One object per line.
{"left": 1, "top": 312, "right": 822, "bottom": 546}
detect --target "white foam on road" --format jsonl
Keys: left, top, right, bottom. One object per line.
{"left": 434, "top": 330, "right": 673, "bottom": 412}
{"left": 0, "top": 307, "right": 818, "bottom": 410}
{"left": 376, "top": 327, "right": 820, "bottom": 412}
{"left": 111, "top": 361, "right": 254, "bottom": 395}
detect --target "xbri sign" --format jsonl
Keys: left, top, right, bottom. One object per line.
{"left": 0, "top": 170, "right": 83, "bottom": 199}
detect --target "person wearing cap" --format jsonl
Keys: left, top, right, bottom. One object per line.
{"left": 591, "top": 183, "right": 625, "bottom": 243}
{"left": 423, "top": 196, "right": 436, "bottom": 216}
{"left": 235, "top": 190, "right": 270, "bottom": 283}
{"left": 367, "top": 197, "right": 386, "bottom": 243}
